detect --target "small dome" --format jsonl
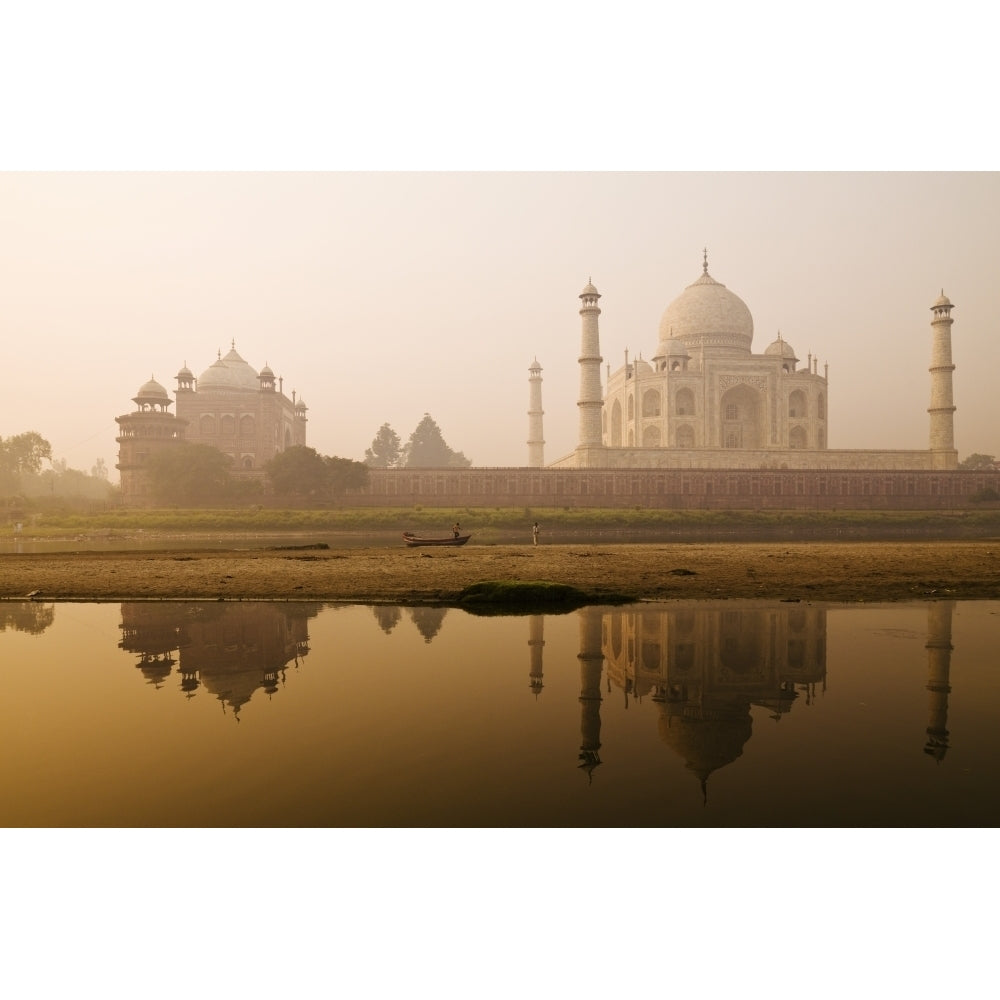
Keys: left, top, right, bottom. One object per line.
{"left": 658, "top": 267, "right": 754, "bottom": 351}
{"left": 260, "top": 364, "right": 274, "bottom": 377}
{"left": 932, "top": 290, "right": 952, "bottom": 309}
{"left": 135, "top": 377, "right": 169, "bottom": 401}
{"left": 764, "top": 334, "right": 798, "bottom": 360}
{"left": 580, "top": 280, "right": 599, "bottom": 297}
{"left": 295, "top": 397, "right": 307, "bottom": 411}
{"left": 176, "top": 364, "right": 193, "bottom": 379}
{"left": 655, "top": 336, "right": 690, "bottom": 359}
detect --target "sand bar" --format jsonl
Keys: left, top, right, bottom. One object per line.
{"left": 2, "top": 541, "right": 999, "bottom": 604}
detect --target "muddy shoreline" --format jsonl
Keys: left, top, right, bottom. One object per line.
{"left": 2, "top": 541, "right": 998, "bottom": 604}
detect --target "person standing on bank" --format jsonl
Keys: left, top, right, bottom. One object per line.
{"left": 532, "top": 521, "right": 540, "bottom": 546}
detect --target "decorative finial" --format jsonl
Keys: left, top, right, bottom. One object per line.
{"left": 702, "top": 248, "right": 708, "bottom": 274}
{"left": 217, "top": 348, "right": 221, "bottom": 360}
{"left": 231, "top": 338, "right": 235, "bottom": 350}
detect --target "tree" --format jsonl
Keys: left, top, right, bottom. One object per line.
{"left": 402, "top": 414, "right": 472, "bottom": 468}
{"left": 144, "top": 444, "right": 233, "bottom": 504}
{"left": 364, "top": 424, "right": 402, "bottom": 468}
{"left": 265, "top": 446, "right": 330, "bottom": 497}
{"left": 0, "top": 431, "right": 52, "bottom": 494}
{"left": 265, "top": 447, "right": 369, "bottom": 498}
{"left": 959, "top": 453, "right": 996, "bottom": 470}
{"left": 325, "top": 456, "right": 370, "bottom": 494}
{"left": 91, "top": 458, "right": 109, "bottom": 480}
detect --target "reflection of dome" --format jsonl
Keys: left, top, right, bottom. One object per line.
{"left": 197, "top": 348, "right": 259, "bottom": 391}
{"left": 657, "top": 707, "right": 753, "bottom": 795}
{"left": 658, "top": 267, "right": 754, "bottom": 351}
{"left": 135, "top": 377, "right": 169, "bottom": 402}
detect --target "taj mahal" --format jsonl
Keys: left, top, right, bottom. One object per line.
{"left": 533, "top": 252, "right": 958, "bottom": 472}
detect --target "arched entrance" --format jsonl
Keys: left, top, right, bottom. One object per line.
{"left": 719, "top": 384, "right": 763, "bottom": 449}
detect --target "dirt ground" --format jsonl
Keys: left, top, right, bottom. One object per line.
{"left": 2, "top": 540, "right": 998, "bottom": 603}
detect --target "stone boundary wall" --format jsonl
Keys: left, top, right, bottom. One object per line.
{"left": 344, "top": 468, "right": 1000, "bottom": 510}
{"left": 547, "top": 447, "right": 944, "bottom": 471}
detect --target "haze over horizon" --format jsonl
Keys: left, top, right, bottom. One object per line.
{"left": 1, "top": 171, "right": 996, "bottom": 482}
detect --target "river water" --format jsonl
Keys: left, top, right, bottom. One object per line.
{"left": 2, "top": 598, "right": 996, "bottom": 827}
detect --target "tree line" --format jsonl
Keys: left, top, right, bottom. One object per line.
{"left": 364, "top": 414, "right": 471, "bottom": 468}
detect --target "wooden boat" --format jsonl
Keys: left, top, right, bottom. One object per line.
{"left": 402, "top": 531, "right": 472, "bottom": 547}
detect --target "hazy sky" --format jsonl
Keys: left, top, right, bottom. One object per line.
{"left": 1, "top": 171, "right": 997, "bottom": 475}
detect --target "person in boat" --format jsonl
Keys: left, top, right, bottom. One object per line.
{"left": 453, "top": 522, "right": 461, "bottom": 538}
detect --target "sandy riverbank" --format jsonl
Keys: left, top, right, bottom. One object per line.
{"left": 2, "top": 541, "right": 999, "bottom": 604}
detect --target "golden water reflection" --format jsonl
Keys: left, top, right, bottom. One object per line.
{"left": 0, "top": 596, "right": 984, "bottom": 826}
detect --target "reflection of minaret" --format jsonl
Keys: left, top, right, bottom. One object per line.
{"left": 924, "top": 601, "right": 955, "bottom": 761}
{"left": 528, "top": 615, "right": 545, "bottom": 697}
{"left": 577, "top": 607, "right": 604, "bottom": 780}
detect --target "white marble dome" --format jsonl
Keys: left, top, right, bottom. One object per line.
{"left": 658, "top": 268, "right": 754, "bottom": 352}
{"left": 198, "top": 347, "right": 259, "bottom": 391}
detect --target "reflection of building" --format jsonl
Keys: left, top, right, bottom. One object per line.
{"left": 531, "top": 603, "right": 828, "bottom": 798}
{"left": 924, "top": 601, "right": 955, "bottom": 761}
{"left": 577, "top": 608, "right": 605, "bottom": 779}
{"left": 0, "top": 602, "right": 55, "bottom": 635}
{"left": 408, "top": 607, "right": 448, "bottom": 644}
{"left": 115, "top": 344, "right": 308, "bottom": 504}
{"left": 119, "top": 602, "right": 318, "bottom": 718}
{"left": 604, "top": 602, "right": 827, "bottom": 799}
{"left": 119, "top": 603, "right": 182, "bottom": 689}
{"left": 527, "top": 616, "right": 544, "bottom": 697}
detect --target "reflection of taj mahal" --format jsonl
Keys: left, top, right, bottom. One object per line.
{"left": 526, "top": 601, "right": 958, "bottom": 798}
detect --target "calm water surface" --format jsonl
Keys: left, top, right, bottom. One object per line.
{"left": 2, "top": 598, "right": 997, "bottom": 827}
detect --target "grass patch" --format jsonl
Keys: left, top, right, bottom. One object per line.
{"left": 10, "top": 504, "right": 1000, "bottom": 539}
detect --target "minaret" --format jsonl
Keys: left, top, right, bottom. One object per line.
{"left": 928, "top": 291, "right": 958, "bottom": 470}
{"left": 924, "top": 600, "right": 955, "bottom": 761}
{"left": 576, "top": 279, "right": 604, "bottom": 462}
{"left": 527, "top": 358, "right": 544, "bottom": 468}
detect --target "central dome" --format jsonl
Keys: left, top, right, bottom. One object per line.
{"left": 197, "top": 347, "right": 259, "bottom": 391}
{"left": 658, "top": 268, "right": 754, "bottom": 354}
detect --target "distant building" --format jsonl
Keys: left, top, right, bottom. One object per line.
{"left": 530, "top": 252, "right": 958, "bottom": 472}
{"left": 116, "top": 344, "right": 307, "bottom": 504}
